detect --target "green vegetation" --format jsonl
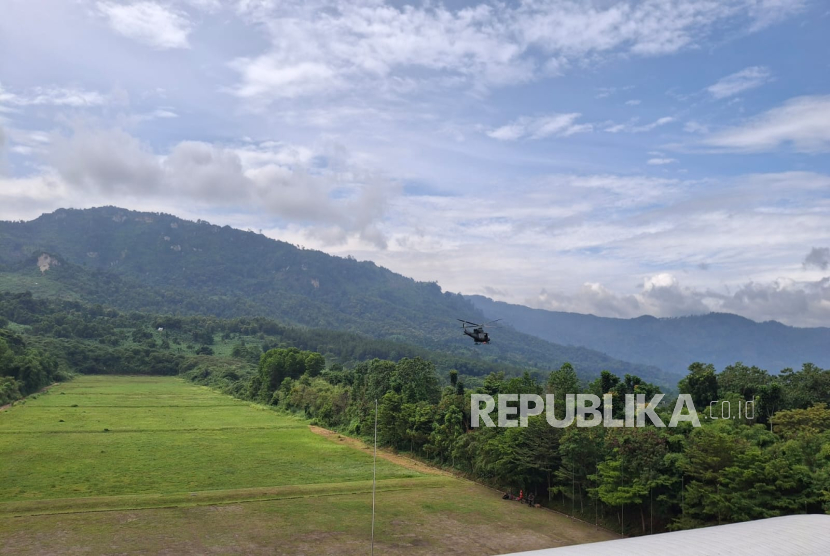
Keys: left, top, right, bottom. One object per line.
{"left": 165, "top": 325, "right": 830, "bottom": 536}
{"left": 2, "top": 206, "right": 830, "bottom": 546}
{"left": 0, "top": 329, "right": 63, "bottom": 406}
{"left": 0, "top": 375, "right": 617, "bottom": 555}
{"left": 0, "top": 376, "right": 416, "bottom": 502}
{"left": 0, "top": 206, "right": 673, "bottom": 385}
{"left": 189, "top": 355, "right": 830, "bottom": 536}
{"left": 2, "top": 288, "right": 829, "bottom": 536}
{"left": 0, "top": 290, "right": 550, "bottom": 403}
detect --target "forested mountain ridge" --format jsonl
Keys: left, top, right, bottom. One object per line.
{"left": 0, "top": 207, "right": 673, "bottom": 385}
{"left": 469, "top": 295, "right": 830, "bottom": 377}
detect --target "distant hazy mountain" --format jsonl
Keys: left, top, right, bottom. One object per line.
{"left": 0, "top": 207, "right": 675, "bottom": 385}
{"left": 469, "top": 295, "right": 830, "bottom": 377}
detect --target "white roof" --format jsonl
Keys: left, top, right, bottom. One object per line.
{"left": 503, "top": 515, "right": 830, "bottom": 556}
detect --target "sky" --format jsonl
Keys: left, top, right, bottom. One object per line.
{"left": 1, "top": 0, "right": 829, "bottom": 327}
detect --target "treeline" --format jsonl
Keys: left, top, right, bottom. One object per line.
{"left": 185, "top": 352, "right": 830, "bottom": 535}
{"left": 0, "top": 329, "right": 64, "bottom": 405}
{"left": 0, "top": 292, "right": 533, "bottom": 381}
{"left": 0, "top": 206, "right": 673, "bottom": 386}
{"left": 3, "top": 291, "right": 830, "bottom": 533}
{"left": 679, "top": 360, "right": 830, "bottom": 417}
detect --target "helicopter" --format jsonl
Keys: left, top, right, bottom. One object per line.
{"left": 457, "top": 319, "right": 501, "bottom": 345}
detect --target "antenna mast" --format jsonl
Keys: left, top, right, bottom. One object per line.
{"left": 371, "top": 399, "right": 378, "bottom": 555}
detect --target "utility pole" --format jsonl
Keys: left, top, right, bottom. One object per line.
{"left": 572, "top": 463, "right": 575, "bottom": 517}
{"left": 371, "top": 399, "right": 378, "bottom": 556}
{"left": 621, "top": 453, "right": 624, "bottom": 538}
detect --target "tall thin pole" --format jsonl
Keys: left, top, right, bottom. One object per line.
{"left": 621, "top": 453, "right": 624, "bottom": 538}
{"left": 371, "top": 399, "right": 378, "bottom": 556}
{"left": 571, "top": 463, "right": 575, "bottom": 517}
{"left": 595, "top": 456, "right": 598, "bottom": 530}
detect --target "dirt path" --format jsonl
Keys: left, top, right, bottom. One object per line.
{"left": 310, "top": 425, "right": 623, "bottom": 539}
{"left": 309, "top": 425, "right": 454, "bottom": 477}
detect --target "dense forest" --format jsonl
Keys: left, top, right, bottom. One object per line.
{"left": 2, "top": 292, "right": 829, "bottom": 535}
{"left": 0, "top": 207, "right": 673, "bottom": 387}
{"left": 0, "top": 328, "right": 62, "bottom": 406}
{"left": 190, "top": 351, "right": 830, "bottom": 534}
{"left": 187, "top": 354, "right": 830, "bottom": 535}
{"left": 0, "top": 292, "right": 535, "bottom": 403}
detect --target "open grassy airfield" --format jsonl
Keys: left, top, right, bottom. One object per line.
{"left": 0, "top": 376, "right": 615, "bottom": 554}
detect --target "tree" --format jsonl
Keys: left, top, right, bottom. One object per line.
{"left": 257, "top": 347, "right": 325, "bottom": 402}
{"left": 679, "top": 362, "right": 719, "bottom": 409}
{"left": 718, "top": 362, "right": 770, "bottom": 400}
{"left": 679, "top": 424, "right": 746, "bottom": 527}
{"left": 779, "top": 364, "right": 830, "bottom": 410}
{"left": 378, "top": 391, "right": 405, "bottom": 447}
{"left": 557, "top": 425, "right": 603, "bottom": 514}
{"left": 594, "top": 427, "right": 668, "bottom": 534}
{"left": 757, "top": 382, "right": 784, "bottom": 429}
{"left": 403, "top": 401, "right": 434, "bottom": 454}
{"left": 305, "top": 352, "right": 325, "bottom": 377}
{"left": 364, "top": 359, "right": 396, "bottom": 403}
{"left": 393, "top": 357, "right": 440, "bottom": 404}
{"left": 548, "top": 362, "right": 580, "bottom": 401}
{"left": 772, "top": 403, "right": 830, "bottom": 439}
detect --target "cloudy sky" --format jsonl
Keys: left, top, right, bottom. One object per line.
{"left": 1, "top": 0, "right": 829, "bottom": 326}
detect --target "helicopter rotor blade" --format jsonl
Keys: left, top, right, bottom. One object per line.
{"left": 457, "top": 319, "right": 482, "bottom": 327}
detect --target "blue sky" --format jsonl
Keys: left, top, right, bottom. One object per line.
{"left": 1, "top": 0, "right": 829, "bottom": 326}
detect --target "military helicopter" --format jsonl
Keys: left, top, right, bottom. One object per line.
{"left": 457, "top": 319, "right": 501, "bottom": 345}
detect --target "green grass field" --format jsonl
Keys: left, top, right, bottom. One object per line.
{"left": 0, "top": 376, "right": 616, "bottom": 554}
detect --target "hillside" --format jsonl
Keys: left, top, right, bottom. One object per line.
{"left": 0, "top": 207, "right": 674, "bottom": 385}
{"left": 469, "top": 295, "right": 830, "bottom": 377}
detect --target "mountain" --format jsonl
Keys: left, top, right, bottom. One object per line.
{"left": 469, "top": 295, "right": 830, "bottom": 377}
{"left": 0, "top": 207, "right": 675, "bottom": 386}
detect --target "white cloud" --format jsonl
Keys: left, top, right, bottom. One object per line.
{"left": 684, "top": 120, "right": 709, "bottom": 134}
{"left": 718, "top": 277, "right": 830, "bottom": 327}
{"left": 228, "top": 0, "right": 803, "bottom": 103}
{"left": 637, "top": 117, "right": 675, "bottom": 132}
{"left": 647, "top": 157, "right": 678, "bottom": 165}
{"left": 0, "top": 124, "right": 5, "bottom": 174}
{"left": 97, "top": 1, "right": 192, "bottom": 49}
{"left": 229, "top": 59, "right": 339, "bottom": 100}
{"left": 625, "top": 99, "right": 641, "bottom": 106}
{"left": 50, "top": 127, "right": 164, "bottom": 194}
{"left": 605, "top": 116, "right": 675, "bottom": 133}
{"left": 44, "top": 126, "right": 398, "bottom": 247}
{"left": 126, "top": 108, "right": 180, "bottom": 125}
{"left": 486, "top": 123, "right": 526, "bottom": 142}
{"left": 701, "top": 95, "right": 830, "bottom": 153}
{"left": 532, "top": 272, "right": 830, "bottom": 327}
{"left": 707, "top": 66, "right": 772, "bottom": 99}
{"left": 532, "top": 273, "right": 713, "bottom": 320}
{"left": 307, "top": 170, "right": 830, "bottom": 326}
{"left": 0, "top": 83, "right": 106, "bottom": 108}
{"left": 487, "top": 113, "right": 591, "bottom": 141}
{"left": 0, "top": 0, "right": 823, "bottom": 328}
